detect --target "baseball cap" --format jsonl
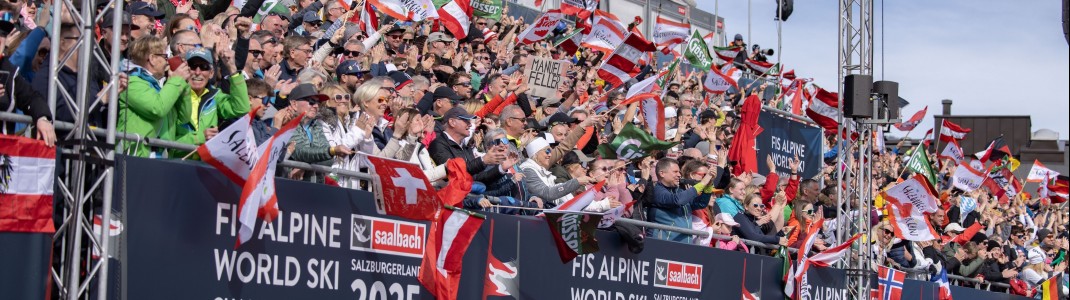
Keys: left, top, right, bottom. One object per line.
{"left": 715, "top": 213, "right": 740, "bottom": 227}
{"left": 386, "top": 26, "right": 406, "bottom": 35}
{"left": 1037, "top": 228, "right": 1052, "bottom": 239}
{"left": 541, "top": 97, "right": 562, "bottom": 107}
{"left": 185, "top": 48, "right": 214, "bottom": 65}
{"left": 428, "top": 32, "right": 456, "bottom": 43}
{"left": 128, "top": 2, "right": 165, "bottom": 20}
{"left": 302, "top": 11, "right": 321, "bottom": 23}
{"left": 336, "top": 60, "right": 364, "bottom": 76}
{"left": 561, "top": 150, "right": 594, "bottom": 167}
{"left": 944, "top": 223, "right": 966, "bottom": 233}
{"left": 432, "top": 86, "right": 464, "bottom": 102}
{"left": 388, "top": 71, "right": 413, "bottom": 90}
{"left": 734, "top": 34, "right": 744, "bottom": 41}
{"left": 101, "top": 11, "right": 141, "bottom": 30}
{"left": 442, "top": 107, "right": 476, "bottom": 121}
{"left": 545, "top": 113, "right": 578, "bottom": 128}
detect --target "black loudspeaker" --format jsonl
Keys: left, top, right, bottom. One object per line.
{"left": 777, "top": 0, "right": 794, "bottom": 21}
{"left": 873, "top": 81, "right": 900, "bottom": 120}
{"left": 843, "top": 74, "right": 873, "bottom": 118}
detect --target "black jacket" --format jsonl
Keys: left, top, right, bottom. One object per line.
{"left": 427, "top": 131, "right": 503, "bottom": 182}
{"left": 734, "top": 212, "right": 781, "bottom": 245}
{"left": 1, "top": 58, "right": 51, "bottom": 132}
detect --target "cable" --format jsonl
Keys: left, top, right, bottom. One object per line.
{"left": 881, "top": 0, "right": 885, "bottom": 80}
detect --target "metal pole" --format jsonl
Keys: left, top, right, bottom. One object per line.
{"left": 714, "top": 0, "right": 720, "bottom": 46}
{"left": 777, "top": 0, "right": 784, "bottom": 92}
{"left": 65, "top": 0, "right": 98, "bottom": 297}
{"left": 96, "top": 0, "right": 126, "bottom": 298}
{"left": 46, "top": 0, "right": 64, "bottom": 121}
{"left": 747, "top": 0, "right": 752, "bottom": 46}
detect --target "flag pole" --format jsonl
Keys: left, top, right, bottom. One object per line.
{"left": 776, "top": 0, "right": 784, "bottom": 94}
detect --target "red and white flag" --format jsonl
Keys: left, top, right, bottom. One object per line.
{"left": 745, "top": 59, "right": 777, "bottom": 75}
{"left": 482, "top": 221, "right": 518, "bottom": 300}
{"left": 580, "top": 10, "right": 627, "bottom": 54}
{"left": 368, "top": 0, "right": 438, "bottom": 21}
{"left": 436, "top": 0, "right": 472, "bottom": 38}
{"left": 596, "top": 32, "right": 655, "bottom": 88}
{"left": 547, "top": 181, "right": 605, "bottom": 213}
{"left": 882, "top": 173, "right": 942, "bottom": 214}
{"left": 806, "top": 87, "right": 841, "bottom": 133}
{"left": 786, "top": 218, "right": 825, "bottom": 299}
{"left": 652, "top": 16, "right": 690, "bottom": 54}
{"left": 639, "top": 93, "right": 666, "bottom": 140}
{"left": 884, "top": 183, "right": 940, "bottom": 242}
{"left": 952, "top": 161, "right": 987, "bottom": 192}
{"left": 625, "top": 74, "right": 660, "bottom": 99}
{"left": 895, "top": 106, "right": 927, "bottom": 132}
{"left": 703, "top": 64, "right": 738, "bottom": 94}
{"left": 235, "top": 116, "right": 302, "bottom": 248}
{"left": 0, "top": 135, "right": 55, "bottom": 234}
{"left": 940, "top": 119, "right": 971, "bottom": 142}
{"left": 196, "top": 110, "right": 257, "bottom": 185}
{"left": 358, "top": 0, "right": 380, "bottom": 33}
{"left": 702, "top": 32, "right": 716, "bottom": 49}
{"left": 713, "top": 46, "right": 743, "bottom": 62}
{"left": 939, "top": 139, "right": 965, "bottom": 164}
{"left": 805, "top": 234, "right": 862, "bottom": 268}
{"left": 560, "top": 0, "right": 597, "bottom": 19}
{"left": 517, "top": 10, "right": 565, "bottom": 45}
{"left": 367, "top": 155, "right": 441, "bottom": 221}
{"left": 1027, "top": 160, "right": 1059, "bottom": 183}
{"left": 419, "top": 206, "right": 485, "bottom": 300}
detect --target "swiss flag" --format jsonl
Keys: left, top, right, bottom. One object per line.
{"left": 367, "top": 155, "right": 441, "bottom": 221}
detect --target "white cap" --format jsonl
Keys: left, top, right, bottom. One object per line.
{"left": 944, "top": 223, "right": 965, "bottom": 233}
{"left": 715, "top": 213, "right": 739, "bottom": 227}
{"left": 665, "top": 107, "right": 678, "bottom": 118}
{"left": 525, "top": 137, "right": 551, "bottom": 158}
{"left": 1027, "top": 247, "right": 1046, "bottom": 265}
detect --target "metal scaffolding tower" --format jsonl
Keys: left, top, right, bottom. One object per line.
{"left": 47, "top": 0, "right": 124, "bottom": 298}
{"left": 836, "top": 0, "right": 876, "bottom": 299}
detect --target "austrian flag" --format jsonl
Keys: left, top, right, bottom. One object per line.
{"left": 895, "top": 106, "right": 927, "bottom": 132}
{"left": 806, "top": 87, "right": 841, "bottom": 132}
{"left": 419, "top": 206, "right": 485, "bottom": 300}
{"left": 703, "top": 64, "right": 738, "bottom": 94}
{"left": 580, "top": 10, "right": 627, "bottom": 54}
{"left": 652, "top": 16, "right": 690, "bottom": 54}
{"left": 940, "top": 119, "right": 971, "bottom": 142}
{"left": 596, "top": 33, "right": 656, "bottom": 88}
{"left": 518, "top": 10, "right": 565, "bottom": 45}
{"left": 0, "top": 135, "right": 56, "bottom": 234}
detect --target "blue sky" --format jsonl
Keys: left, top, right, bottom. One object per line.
{"left": 697, "top": 0, "right": 1070, "bottom": 139}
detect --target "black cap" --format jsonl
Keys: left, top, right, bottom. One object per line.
{"left": 545, "top": 113, "right": 578, "bottom": 128}
{"left": 442, "top": 107, "right": 476, "bottom": 121}
{"left": 101, "top": 11, "right": 141, "bottom": 30}
{"left": 128, "top": 2, "right": 165, "bottom": 20}
{"left": 432, "top": 86, "right": 464, "bottom": 102}
{"left": 560, "top": 150, "right": 594, "bottom": 167}
{"left": 288, "top": 84, "right": 329, "bottom": 102}
{"left": 388, "top": 71, "right": 413, "bottom": 90}
{"left": 986, "top": 240, "right": 1002, "bottom": 252}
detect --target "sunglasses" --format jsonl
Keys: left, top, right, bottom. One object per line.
{"left": 307, "top": 22, "right": 322, "bottom": 28}
{"left": 249, "top": 50, "right": 265, "bottom": 57}
{"left": 376, "top": 96, "right": 390, "bottom": 104}
{"left": 543, "top": 148, "right": 552, "bottom": 155}
{"left": 334, "top": 94, "right": 351, "bottom": 101}
{"left": 387, "top": 35, "right": 403, "bottom": 40}
{"left": 455, "top": 81, "right": 472, "bottom": 87}
{"left": 344, "top": 50, "right": 361, "bottom": 57}
{"left": 380, "top": 87, "right": 397, "bottom": 95}
{"left": 262, "top": 37, "right": 279, "bottom": 45}
{"left": 751, "top": 203, "right": 765, "bottom": 209}
{"left": 188, "top": 63, "right": 212, "bottom": 71}
{"left": 803, "top": 209, "right": 815, "bottom": 215}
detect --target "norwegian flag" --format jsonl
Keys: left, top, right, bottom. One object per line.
{"left": 652, "top": 16, "right": 690, "bottom": 54}
{"left": 940, "top": 119, "right": 971, "bottom": 142}
{"left": 596, "top": 32, "right": 656, "bottom": 88}
{"left": 875, "top": 266, "right": 905, "bottom": 300}
{"left": 419, "top": 206, "right": 485, "bottom": 300}
{"left": 580, "top": 10, "right": 627, "bottom": 54}
{"left": 235, "top": 115, "right": 302, "bottom": 248}
{"left": 931, "top": 267, "right": 954, "bottom": 300}
{"left": 806, "top": 87, "right": 841, "bottom": 133}
{"left": 895, "top": 106, "right": 927, "bottom": 132}
{"left": 703, "top": 63, "right": 738, "bottom": 94}
{"left": 0, "top": 135, "right": 56, "bottom": 234}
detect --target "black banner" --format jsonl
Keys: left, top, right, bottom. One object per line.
{"left": 0, "top": 233, "right": 51, "bottom": 300}
{"left": 106, "top": 156, "right": 1034, "bottom": 300}
{"left": 756, "top": 108, "right": 824, "bottom": 179}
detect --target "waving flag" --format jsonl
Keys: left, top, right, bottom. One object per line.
{"left": 0, "top": 135, "right": 55, "bottom": 234}
{"left": 553, "top": 29, "right": 584, "bottom": 54}
{"left": 561, "top": 0, "right": 597, "bottom": 19}
{"left": 597, "top": 123, "right": 678, "bottom": 160}
{"left": 653, "top": 16, "right": 690, "bottom": 54}
{"left": 895, "top": 106, "right": 927, "bottom": 131}
{"left": 370, "top": 0, "right": 439, "bottom": 21}
{"left": 358, "top": 0, "right": 380, "bottom": 32}
{"left": 550, "top": 181, "right": 605, "bottom": 212}
{"left": 419, "top": 206, "right": 485, "bottom": 300}
{"left": 805, "top": 234, "right": 862, "bottom": 268}
{"left": 806, "top": 87, "right": 841, "bottom": 133}
{"left": 931, "top": 267, "right": 954, "bottom": 300}
{"left": 517, "top": 10, "right": 565, "bottom": 45}
{"left": 952, "top": 161, "right": 988, "bottom": 192}
{"left": 235, "top": 116, "right": 302, "bottom": 248}
{"left": 638, "top": 93, "right": 667, "bottom": 140}
{"left": 940, "top": 119, "right": 971, "bottom": 142}
{"left": 544, "top": 212, "right": 602, "bottom": 263}
{"left": 713, "top": 45, "right": 742, "bottom": 61}
{"left": 703, "top": 63, "right": 738, "bottom": 94}
{"left": 196, "top": 110, "right": 257, "bottom": 185}
{"left": 596, "top": 32, "right": 656, "bottom": 88}
{"left": 939, "top": 139, "right": 965, "bottom": 164}
{"left": 746, "top": 59, "right": 779, "bottom": 75}
{"left": 434, "top": 0, "right": 473, "bottom": 38}
{"left": 884, "top": 182, "right": 940, "bottom": 242}
{"left": 875, "top": 266, "right": 905, "bottom": 300}
{"left": 581, "top": 10, "right": 627, "bottom": 54}
{"left": 367, "top": 156, "right": 441, "bottom": 220}
{"left": 1028, "top": 160, "right": 1060, "bottom": 183}
{"left": 683, "top": 30, "right": 713, "bottom": 70}
{"left": 976, "top": 136, "right": 1011, "bottom": 164}
{"left": 482, "top": 221, "right": 518, "bottom": 300}
{"left": 785, "top": 218, "right": 826, "bottom": 299}
{"left": 905, "top": 147, "right": 938, "bottom": 187}
{"left": 883, "top": 173, "right": 941, "bottom": 214}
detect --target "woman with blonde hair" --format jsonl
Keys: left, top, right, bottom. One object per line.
{"left": 118, "top": 36, "right": 189, "bottom": 157}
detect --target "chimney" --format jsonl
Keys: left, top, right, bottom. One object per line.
{"left": 941, "top": 99, "right": 953, "bottom": 115}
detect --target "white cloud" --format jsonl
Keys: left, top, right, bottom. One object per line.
{"left": 698, "top": 0, "right": 1070, "bottom": 139}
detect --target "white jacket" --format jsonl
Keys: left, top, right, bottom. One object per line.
{"left": 320, "top": 116, "right": 375, "bottom": 189}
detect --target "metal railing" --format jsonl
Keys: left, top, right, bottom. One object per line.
{"left": 899, "top": 265, "right": 1012, "bottom": 291}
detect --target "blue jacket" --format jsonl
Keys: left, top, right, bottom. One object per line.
{"left": 10, "top": 28, "right": 46, "bottom": 79}
{"left": 716, "top": 194, "right": 745, "bottom": 218}
{"left": 646, "top": 182, "right": 710, "bottom": 244}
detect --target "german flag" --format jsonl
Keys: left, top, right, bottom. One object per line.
{"left": 1041, "top": 274, "right": 1065, "bottom": 300}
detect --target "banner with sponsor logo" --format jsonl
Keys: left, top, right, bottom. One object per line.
{"left": 756, "top": 108, "right": 824, "bottom": 179}
{"left": 105, "top": 156, "right": 1036, "bottom": 300}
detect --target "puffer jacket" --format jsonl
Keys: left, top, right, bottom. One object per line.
{"left": 518, "top": 159, "right": 582, "bottom": 207}
{"left": 118, "top": 66, "right": 188, "bottom": 157}
{"left": 173, "top": 74, "right": 251, "bottom": 157}
{"left": 647, "top": 182, "right": 710, "bottom": 244}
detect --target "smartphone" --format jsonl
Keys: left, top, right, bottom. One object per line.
{"left": 168, "top": 57, "right": 184, "bottom": 71}
{"left": 0, "top": 70, "right": 9, "bottom": 86}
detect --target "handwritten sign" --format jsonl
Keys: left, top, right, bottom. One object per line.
{"left": 523, "top": 57, "right": 571, "bottom": 99}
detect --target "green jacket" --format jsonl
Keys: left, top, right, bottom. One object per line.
{"left": 290, "top": 118, "right": 333, "bottom": 183}
{"left": 174, "top": 74, "right": 251, "bottom": 155}
{"left": 118, "top": 68, "right": 189, "bottom": 157}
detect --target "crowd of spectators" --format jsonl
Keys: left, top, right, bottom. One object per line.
{"left": 1, "top": 0, "right": 1065, "bottom": 296}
